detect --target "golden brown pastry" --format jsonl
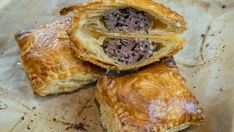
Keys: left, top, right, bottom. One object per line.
{"left": 61, "top": 0, "right": 187, "bottom": 71}
{"left": 96, "top": 57, "right": 205, "bottom": 132}
{"left": 15, "top": 17, "right": 103, "bottom": 96}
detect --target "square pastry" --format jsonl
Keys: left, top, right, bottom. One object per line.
{"left": 96, "top": 57, "right": 205, "bottom": 131}
{"left": 15, "top": 18, "right": 103, "bottom": 96}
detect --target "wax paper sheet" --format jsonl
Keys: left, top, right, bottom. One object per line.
{"left": 0, "top": 0, "right": 234, "bottom": 131}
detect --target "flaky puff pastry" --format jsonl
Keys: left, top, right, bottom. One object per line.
{"left": 96, "top": 57, "right": 205, "bottom": 132}
{"left": 15, "top": 18, "right": 103, "bottom": 96}
{"left": 60, "top": 0, "right": 187, "bottom": 34}
{"left": 60, "top": 0, "right": 187, "bottom": 71}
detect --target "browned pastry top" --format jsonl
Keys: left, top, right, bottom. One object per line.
{"left": 97, "top": 58, "right": 205, "bottom": 131}
{"left": 15, "top": 18, "right": 102, "bottom": 96}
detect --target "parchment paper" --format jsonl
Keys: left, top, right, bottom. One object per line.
{"left": 0, "top": 0, "right": 234, "bottom": 131}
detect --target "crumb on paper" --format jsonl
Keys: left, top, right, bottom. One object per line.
{"left": 222, "top": 5, "right": 226, "bottom": 9}
{"left": 0, "top": 103, "right": 8, "bottom": 110}
{"left": 74, "top": 122, "right": 87, "bottom": 131}
{"left": 219, "top": 88, "right": 223, "bottom": 92}
{"left": 32, "top": 106, "right": 36, "bottom": 110}
{"left": 27, "top": 125, "right": 31, "bottom": 130}
{"left": 65, "top": 122, "right": 88, "bottom": 131}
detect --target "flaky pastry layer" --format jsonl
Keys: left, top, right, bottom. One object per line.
{"left": 61, "top": 0, "right": 187, "bottom": 71}
{"left": 96, "top": 57, "right": 205, "bottom": 131}
{"left": 61, "top": 0, "right": 187, "bottom": 34}
{"left": 15, "top": 18, "right": 103, "bottom": 96}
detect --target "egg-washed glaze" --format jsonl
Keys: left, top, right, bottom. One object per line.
{"left": 96, "top": 57, "right": 205, "bottom": 131}
{"left": 15, "top": 18, "right": 103, "bottom": 96}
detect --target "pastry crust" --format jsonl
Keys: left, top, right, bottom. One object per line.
{"left": 61, "top": 0, "right": 187, "bottom": 71}
{"left": 15, "top": 17, "right": 103, "bottom": 96}
{"left": 60, "top": 0, "right": 187, "bottom": 34}
{"left": 96, "top": 57, "right": 205, "bottom": 132}
{"left": 71, "top": 27, "right": 184, "bottom": 71}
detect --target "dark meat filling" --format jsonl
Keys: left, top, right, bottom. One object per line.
{"left": 103, "top": 39, "right": 155, "bottom": 64}
{"left": 104, "top": 8, "right": 153, "bottom": 32}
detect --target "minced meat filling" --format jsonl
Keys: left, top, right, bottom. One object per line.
{"left": 104, "top": 8, "right": 153, "bottom": 32}
{"left": 103, "top": 39, "right": 155, "bottom": 64}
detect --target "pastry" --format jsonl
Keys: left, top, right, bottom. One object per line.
{"left": 61, "top": 0, "right": 187, "bottom": 71}
{"left": 15, "top": 17, "right": 103, "bottom": 96}
{"left": 96, "top": 57, "right": 205, "bottom": 131}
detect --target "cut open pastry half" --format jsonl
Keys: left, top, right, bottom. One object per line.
{"left": 96, "top": 57, "right": 205, "bottom": 131}
{"left": 61, "top": 0, "right": 187, "bottom": 71}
